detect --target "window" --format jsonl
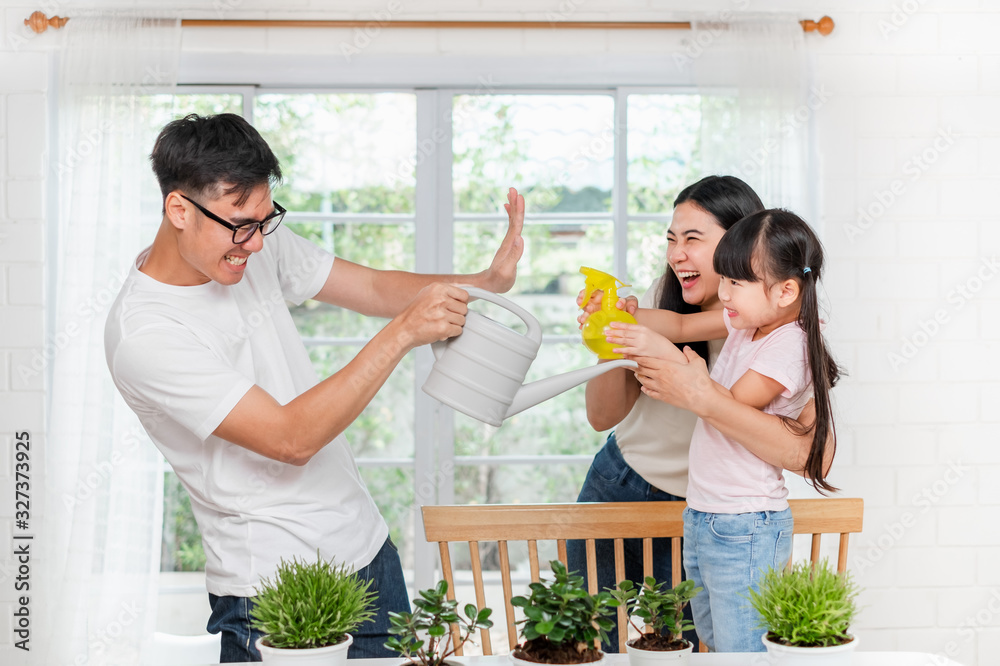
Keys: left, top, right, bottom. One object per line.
{"left": 153, "top": 86, "right": 709, "bottom": 594}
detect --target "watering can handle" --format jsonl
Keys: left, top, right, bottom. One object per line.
{"left": 461, "top": 286, "right": 543, "bottom": 345}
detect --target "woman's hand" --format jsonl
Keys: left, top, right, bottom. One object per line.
{"left": 618, "top": 295, "right": 639, "bottom": 315}
{"left": 633, "top": 346, "right": 715, "bottom": 413}
{"left": 576, "top": 291, "right": 640, "bottom": 328}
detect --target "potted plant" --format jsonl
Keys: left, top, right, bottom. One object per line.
{"left": 747, "top": 559, "right": 861, "bottom": 665}
{"left": 385, "top": 579, "right": 494, "bottom": 666}
{"left": 509, "top": 560, "right": 618, "bottom": 665}
{"left": 250, "top": 552, "right": 377, "bottom": 666}
{"left": 610, "top": 577, "right": 701, "bottom": 664}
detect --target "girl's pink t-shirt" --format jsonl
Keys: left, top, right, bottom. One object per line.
{"left": 685, "top": 314, "right": 814, "bottom": 514}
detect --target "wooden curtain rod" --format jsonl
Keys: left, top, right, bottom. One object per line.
{"left": 25, "top": 12, "right": 835, "bottom": 35}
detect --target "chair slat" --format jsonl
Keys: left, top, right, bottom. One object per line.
{"left": 438, "top": 542, "right": 462, "bottom": 655}
{"left": 670, "top": 537, "right": 681, "bottom": 587}
{"left": 528, "top": 540, "right": 540, "bottom": 582}
{"left": 643, "top": 537, "right": 653, "bottom": 581}
{"left": 810, "top": 534, "right": 821, "bottom": 564}
{"left": 499, "top": 541, "right": 517, "bottom": 651}
{"left": 468, "top": 541, "right": 491, "bottom": 655}
{"left": 838, "top": 533, "right": 850, "bottom": 572}
{"left": 613, "top": 539, "right": 627, "bottom": 653}
{"left": 585, "top": 539, "right": 598, "bottom": 595}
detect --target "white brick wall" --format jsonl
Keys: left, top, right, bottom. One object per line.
{"left": 0, "top": 1, "right": 996, "bottom": 664}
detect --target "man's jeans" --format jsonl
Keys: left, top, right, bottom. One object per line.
{"left": 207, "top": 537, "right": 409, "bottom": 662}
{"left": 683, "top": 507, "right": 794, "bottom": 652}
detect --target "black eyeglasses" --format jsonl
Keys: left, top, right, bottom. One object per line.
{"left": 180, "top": 194, "right": 286, "bottom": 244}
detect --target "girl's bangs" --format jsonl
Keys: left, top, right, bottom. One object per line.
{"left": 713, "top": 220, "right": 761, "bottom": 282}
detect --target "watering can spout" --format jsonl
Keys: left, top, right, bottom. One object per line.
{"left": 504, "top": 358, "right": 638, "bottom": 420}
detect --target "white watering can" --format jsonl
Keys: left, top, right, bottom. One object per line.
{"left": 422, "top": 287, "right": 637, "bottom": 427}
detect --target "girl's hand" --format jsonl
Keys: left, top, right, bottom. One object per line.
{"left": 605, "top": 322, "right": 685, "bottom": 362}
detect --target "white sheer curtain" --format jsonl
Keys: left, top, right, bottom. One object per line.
{"left": 690, "top": 16, "right": 811, "bottom": 215}
{"left": 687, "top": 16, "right": 824, "bottom": 506}
{"left": 39, "top": 15, "right": 180, "bottom": 666}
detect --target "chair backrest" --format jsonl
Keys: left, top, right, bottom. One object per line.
{"left": 422, "top": 498, "right": 863, "bottom": 656}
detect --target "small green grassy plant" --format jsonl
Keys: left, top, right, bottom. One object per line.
{"left": 510, "top": 560, "right": 618, "bottom": 663}
{"left": 748, "top": 559, "right": 860, "bottom": 648}
{"left": 611, "top": 577, "right": 701, "bottom": 649}
{"left": 385, "top": 580, "right": 493, "bottom": 666}
{"left": 250, "top": 552, "right": 377, "bottom": 650}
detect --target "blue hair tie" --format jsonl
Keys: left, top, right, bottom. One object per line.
{"left": 803, "top": 267, "right": 812, "bottom": 275}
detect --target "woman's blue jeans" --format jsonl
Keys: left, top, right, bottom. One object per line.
{"left": 683, "top": 506, "right": 794, "bottom": 652}
{"left": 566, "top": 434, "right": 694, "bottom": 652}
{"left": 207, "top": 537, "right": 409, "bottom": 662}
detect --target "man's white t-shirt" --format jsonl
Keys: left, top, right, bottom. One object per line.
{"left": 105, "top": 226, "right": 387, "bottom": 597}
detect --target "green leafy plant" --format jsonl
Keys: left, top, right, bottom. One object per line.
{"left": 611, "top": 577, "right": 701, "bottom": 650}
{"left": 510, "top": 560, "right": 618, "bottom": 663}
{"left": 385, "top": 580, "right": 493, "bottom": 666}
{"left": 250, "top": 552, "right": 377, "bottom": 650}
{"left": 748, "top": 559, "right": 860, "bottom": 648}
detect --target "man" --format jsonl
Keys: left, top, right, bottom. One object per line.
{"left": 104, "top": 113, "right": 524, "bottom": 662}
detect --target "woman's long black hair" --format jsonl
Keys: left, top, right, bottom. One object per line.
{"left": 713, "top": 209, "right": 843, "bottom": 493}
{"left": 657, "top": 176, "right": 765, "bottom": 362}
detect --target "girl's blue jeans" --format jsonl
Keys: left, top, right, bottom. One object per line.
{"left": 206, "top": 537, "right": 408, "bottom": 662}
{"left": 566, "top": 434, "right": 694, "bottom": 652}
{"left": 682, "top": 506, "right": 794, "bottom": 652}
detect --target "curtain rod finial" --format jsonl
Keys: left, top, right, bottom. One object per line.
{"left": 25, "top": 11, "right": 69, "bottom": 34}
{"left": 801, "top": 16, "right": 834, "bottom": 36}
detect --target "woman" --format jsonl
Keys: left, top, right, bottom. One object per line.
{"left": 567, "top": 175, "right": 764, "bottom": 651}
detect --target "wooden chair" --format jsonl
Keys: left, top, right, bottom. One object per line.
{"left": 421, "top": 498, "right": 863, "bottom": 655}
{"left": 787, "top": 497, "right": 864, "bottom": 572}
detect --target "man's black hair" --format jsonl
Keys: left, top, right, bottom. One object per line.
{"left": 150, "top": 113, "right": 282, "bottom": 207}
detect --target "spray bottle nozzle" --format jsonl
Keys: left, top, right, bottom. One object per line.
{"left": 579, "top": 267, "right": 636, "bottom": 359}
{"left": 580, "top": 266, "right": 630, "bottom": 311}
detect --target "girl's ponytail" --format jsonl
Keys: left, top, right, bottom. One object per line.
{"left": 797, "top": 263, "right": 841, "bottom": 494}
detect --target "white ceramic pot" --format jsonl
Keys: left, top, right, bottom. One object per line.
{"left": 761, "top": 634, "right": 858, "bottom": 666}
{"left": 255, "top": 633, "right": 352, "bottom": 666}
{"left": 624, "top": 639, "right": 694, "bottom": 665}
{"left": 508, "top": 648, "right": 606, "bottom": 666}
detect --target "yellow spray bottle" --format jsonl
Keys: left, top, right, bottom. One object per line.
{"left": 580, "top": 266, "right": 637, "bottom": 359}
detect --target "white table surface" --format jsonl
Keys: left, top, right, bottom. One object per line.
{"left": 215, "top": 652, "right": 965, "bottom": 666}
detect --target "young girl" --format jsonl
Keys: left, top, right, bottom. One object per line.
{"left": 604, "top": 208, "right": 841, "bottom": 653}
